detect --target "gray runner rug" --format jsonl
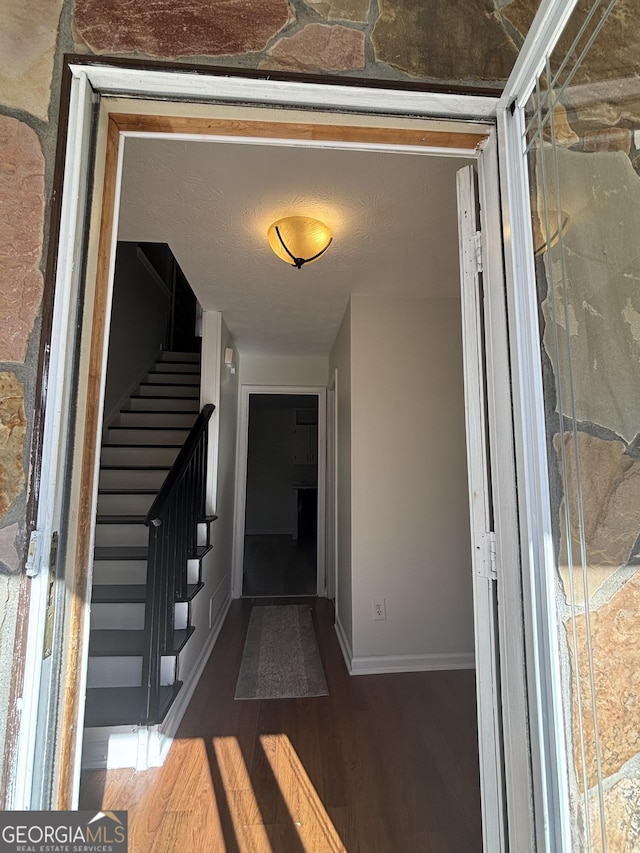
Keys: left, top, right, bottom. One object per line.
{"left": 235, "top": 605, "right": 329, "bottom": 700}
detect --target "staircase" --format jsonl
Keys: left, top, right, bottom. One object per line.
{"left": 85, "top": 350, "right": 213, "bottom": 729}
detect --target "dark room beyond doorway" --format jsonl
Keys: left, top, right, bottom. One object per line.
{"left": 243, "top": 394, "right": 318, "bottom": 597}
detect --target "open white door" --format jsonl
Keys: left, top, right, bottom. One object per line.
{"left": 457, "top": 164, "right": 506, "bottom": 853}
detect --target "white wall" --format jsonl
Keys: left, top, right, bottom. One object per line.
{"left": 329, "top": 304, "right": 353, "bottom": 653}
{"left": 239, "top": 354, "right": 328, "bottom": 387}
{"left": 103, "top": 243, "right": 171, "bottom": 422}
{"left": 349, "top": 294, "right": 474, "bottom": 668}
{"left": 178, "top": 313, "right": 238, "bottom": 680}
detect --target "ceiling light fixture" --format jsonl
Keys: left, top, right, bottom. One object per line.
{"left": 267, "top": 216, "right": 332, "bottom": 269}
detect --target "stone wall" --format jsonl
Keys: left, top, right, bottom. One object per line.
{"left": 0, "top": 0, "right": 541, "bottom": 806}
{"left": 530, "top": 9, "right": 640, "bottom": 846}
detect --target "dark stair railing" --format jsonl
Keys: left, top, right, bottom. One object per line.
{"left": 141, "top": 403, "right": 215, "bottom": 724}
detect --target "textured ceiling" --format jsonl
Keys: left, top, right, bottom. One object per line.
{"left": 118, "top": 137, "right": 471, "bottom": 356}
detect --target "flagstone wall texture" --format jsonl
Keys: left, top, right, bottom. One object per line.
{"left": 530, "top": 6, "right": 640, "bottom": 848}
{"left": 0, "top": 9, "right": 626, "bottom": 852}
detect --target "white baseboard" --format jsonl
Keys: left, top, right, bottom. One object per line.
{"left": 350, "top": 651, "right": 475, "bottom": 675}
{"left": 334, "top": 616, "right": 354, "bottom": 674}
{"left": 81, "top": 592, "right": 232, "bottom": 771}
{"left": 333, "top": 619, "right": 473, "bottom": 675}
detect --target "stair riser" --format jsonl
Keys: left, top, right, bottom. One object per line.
{"left": 100, "top": 447, "right": 179, "bottom": 466}
{"left": 105, "top": 428, "right": 191, "bottom": 445}
{"left": 198, "top": 521, "right": 213, "bottom": 547}
{"left": 125, "top": 397, "right": 200, "bottom": 412}
{"left": 174, "top": 602, "right": 188, "bottom": 631}
{"left": 161, "top": 657, "right": 177, "bottom": 686}
{"left": 92, "top": 562, "right": 147, "bottom": 584}
{"left": 146, "top": 373, "right": 200, "bottom": 385}
{"left": 95, "top": 523, "right": 148, "bottom": 548}
{"left": 91, "top": 603, "right": 145, "bottom": 630}
{"left": 87, "top": 657, "right": 142, "bottom": 689}
{"left": 138, "top": 385, "right": 199, "bottom": 398}
{"left": 115, "top": 412, "right": 198, "bottom": 428}
{"left": 86, "top": 656, "right": 177, "bottom": 689}
{"left": 158, "top": 351, "right": 200, "bottom": 363}
{"left": 187, "top": 558, "right": 200, "bottom": 586}
{"left": 153, "top": 362, "right": 200, "bottom": 374}
{"left": 91, "top": 589, "right": 190, "bottom": 633}
{"left": 97, "top": 493, "right": 155, "bottom": 515}
{"left": 99, "top": 469, "right": 168, "bottom": 490}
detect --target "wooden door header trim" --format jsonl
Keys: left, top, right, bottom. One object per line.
{"left": 57, "top": 116, "right": 121, "bottom": 808}
{"left": 70, "top": 62, "right": 499, "bottom": 121}
{"left": 110, "top": 114, "right": 489, "bottom": 152}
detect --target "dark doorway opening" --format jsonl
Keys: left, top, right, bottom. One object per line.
{"left": 242, "top": 394, "right": 318, "bottom": 597}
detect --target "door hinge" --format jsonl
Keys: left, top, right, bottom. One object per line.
{"left": 474, "top": 531, "right": 497, "bottom": 580}
{"left": 473, "top": 231, "right": 484, "bottom": 274}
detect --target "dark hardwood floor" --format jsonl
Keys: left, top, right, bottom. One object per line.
{"left": 79, "top": 598, "right": 482, "bottom": 852}
{"left": 242, "top": 534, "right": 317, "bottom": 597}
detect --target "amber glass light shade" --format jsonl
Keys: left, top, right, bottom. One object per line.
{"left": 267, "top": 216, "right": 332, "bottom": 268}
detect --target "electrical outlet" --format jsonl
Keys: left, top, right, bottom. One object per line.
{"left": 372, "top": 598, "right": 386, "bottom": 621}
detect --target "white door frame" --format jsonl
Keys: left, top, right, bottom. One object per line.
{"left": 15, "top": 57, "right": 547, "bottom": 849}
{"left": 458, "top": 163, "right": 506, "bottom": 853}
{"left": 326, "top": 368, "right": 338, "bottom": 609}
{"left": 231, "top": 384, "right": 327, "bottom": 599}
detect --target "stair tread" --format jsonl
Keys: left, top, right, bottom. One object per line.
{"left": 100, "top": 465, "right": 171, "bottom": 471}
{"left": 123, "top": 409, "right": 198, "bottom": 414}
{"left": 92, "top": 584, "right": 146, "bottom": 603}
{"left": 89, "top": 629, "right": 146, "bottom": 654}
{"left": 92, "top": 582, "right": 204, "bottom": 604}
{"left": 101, "top": 443, "right": 184, "bottom": 448}
{"left": 108, "top": 426, "right": 193, "bottom": 431}
{"left": 134, "top": 391, "right": 199, "bottom": 396}
{"left": 192, "top": 544, "right": 212, "bottom": 560}
{"left": 98, "top": 488, "right": 159, "bottom": 495}
{"left": 137, "top": 384, "right": 199, "bottom": 390}
{"left": 93, "top": 544, "right": 210, "bottom": 560}
{"left": 84, "top": 684, "right": 182, "bottom": 727}
{"left": 89, "top": 627, "right": 194, "bottom": 655}
{"left": 96, "top": 514, "right": 147, "bottom": 524}
{"left": 152, "top": 370, "right": 200, "bottom": 376}
{"left": 132, "top": 397, "right": 199, "bottom": 402}
{"left": 94, "top": 545, "right": 148, "bottom": 560}
{"left": 181, "top": 581, "right": 205, "bottom": 601}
